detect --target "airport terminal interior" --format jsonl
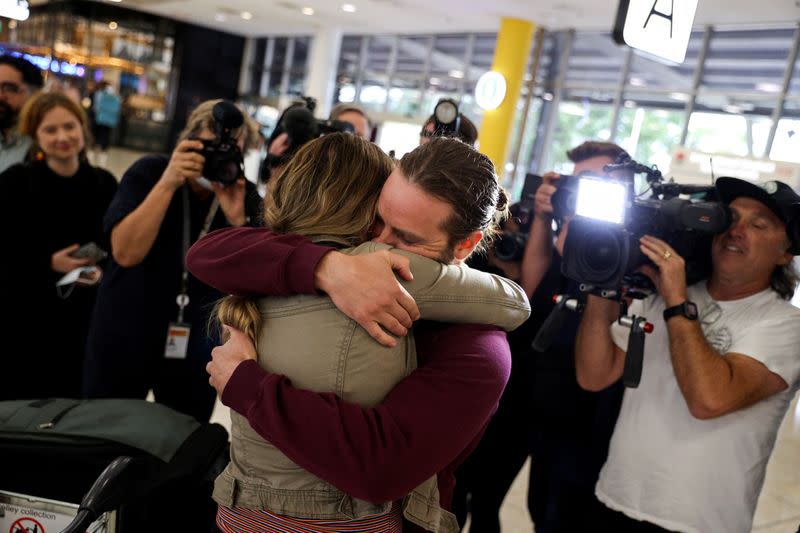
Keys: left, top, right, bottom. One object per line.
{"left": 3, "top": 0, "right": 800, "bottom": 531}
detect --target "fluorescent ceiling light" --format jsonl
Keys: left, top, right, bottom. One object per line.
{"left": 756, "top": 82, "right": 781, "bottom": 93}
{"left": 448, "top": 69, "right": 464, "bottom": 79}
{"left": 302, "top": 7, "right": 315, "bottom": 15}
{"left": 240, "top": 11, "right": 253, "bottom": 20}
{"left": 342, "top": 4, "right": 356, "bottom": 12}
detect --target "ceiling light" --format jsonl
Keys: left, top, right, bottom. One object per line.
{"left": 756, "top": 82, "right": 781, "bottom": 93}
{"left": 107, "top": 0, "right": 122, "bottom": 3}
{"left": 542, "top": 92, "right": 554, "bottom": 101}
{"left": 629, "top": 77, "right": 646, "bottom": 87}
{"left": 669, "top": 92, "right": 690, "bottom": 102}
{"left": 341, "top": 3, "right": 356, "bottom": 12}
{"left": 215, "top": 13, "right": 226, "bottom": 21}
{"left": 108, "top": 21, "right": 118, "bottom": 30}
{"left": 301, "top": 7, "right": 315, "bottom": 15}
{"left": 723, "top": 104, "right": 743, "bottom": 114}
{"left": 429, "top": 77, "right": 441, "bottom": 86}
{"left": 240, "top": 11, "right": 253, "bottom": 20}
{"left": 448, "top": 69, "right": 464, "bottom": 79}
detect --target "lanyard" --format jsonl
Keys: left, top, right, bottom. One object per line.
{"left": 177, "top": 185, "right": 219, "bottom": 323}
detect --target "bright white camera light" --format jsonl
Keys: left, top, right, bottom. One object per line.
{"left": 575, "top": 177, "right": 627, "bottom": 225}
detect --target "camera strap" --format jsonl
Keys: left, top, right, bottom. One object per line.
{"left": 177, "top": 185, "right": 219, "bottom": 324}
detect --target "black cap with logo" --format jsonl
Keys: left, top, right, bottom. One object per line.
{"left": 715, "top": 177, "right": 800, "bottom": 254}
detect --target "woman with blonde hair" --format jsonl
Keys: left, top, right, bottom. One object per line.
{"left": 0, "top": 91, "right": 117, "bottom": 400}
{"left": 203, "top": 132, "right": 530, "bottom": 532}
{"left": 82, "top": 99, "right": 261, "bottom": 421}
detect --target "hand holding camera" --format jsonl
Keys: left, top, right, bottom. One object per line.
{"left": 212, "top": 179, "right": 247, "bottom": 226}
{"left": 534, "top": 172, "right": 562, "bottom": 220}
{"left": 161, "top": 139, "right": 205, "bottom": 191}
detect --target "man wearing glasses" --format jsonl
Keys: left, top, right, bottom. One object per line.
{"left": 576, "top": 177, "right": 800, "bottom": 533}
{"left": 0, "top": 55, "right": 44, "bottom": 173}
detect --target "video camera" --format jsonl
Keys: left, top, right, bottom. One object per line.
{"left": 260, "top": 96, "right": 355, "bottom": 182}
{"left": 195, "top": 100, "right": 245, "bottom": 186}
{"left": 533, "top": 155, "right": 730, "bottom": 388}
{"left": 551, "top": 155, "right": 729, "bottom": 294}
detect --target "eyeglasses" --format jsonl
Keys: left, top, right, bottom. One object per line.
{"left": 0, "top": 82, "right": 25, "bottom": 95}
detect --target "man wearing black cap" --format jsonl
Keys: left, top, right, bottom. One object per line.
{"left": 574, "top": 177, "right": 800, "bottom": 533}
{"left": 0, "top": 55, "right": 44, "bottom": 173}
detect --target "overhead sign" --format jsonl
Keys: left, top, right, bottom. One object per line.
{"left": 475, "top": 71, "right": 507, "bottom": 111}
{"left": 613, "top": 0, "right": 698, "bottom": 64}
{"left": 0, "top": 0, "right": 29, "bottom": 21}
{"left": 669, "top": 147, "right": 800, "bottom": 190}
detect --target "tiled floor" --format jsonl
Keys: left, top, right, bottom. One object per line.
{"left": 110, "top": 147, "right": 800, "bottom": 533}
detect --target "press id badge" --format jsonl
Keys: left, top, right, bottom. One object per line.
{"left": 164, "top": 323, "right": 191, "bottom": 359}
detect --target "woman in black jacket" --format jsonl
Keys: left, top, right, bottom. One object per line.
{"left": 0, "top": 91, "right": 117, "bottom": 400}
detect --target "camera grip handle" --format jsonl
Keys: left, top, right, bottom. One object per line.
{"left": 623, "top": 317, "right": 647, "bottom": 388}
{"left": 532, "top": 296, "right": 578, "bottom": 352}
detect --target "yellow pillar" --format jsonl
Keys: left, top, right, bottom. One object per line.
{"left": 478, "top": 18, "right": 535, "bottom": 182}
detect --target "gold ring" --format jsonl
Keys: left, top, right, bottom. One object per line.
{"left": 663, "top": 250, "right": 672, "bottom": 260}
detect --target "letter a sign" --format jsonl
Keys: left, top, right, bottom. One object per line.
{"left": 613, "top": 0, "right": 698, "bottom": 64}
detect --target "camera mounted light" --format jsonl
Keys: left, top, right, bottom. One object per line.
{"left": 433, "top": 98, "right": 461, "bottom": 138}
{"left": 575, "top": 176, "right": 628, "bottom": 225}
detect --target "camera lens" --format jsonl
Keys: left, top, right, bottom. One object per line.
{"left": 562, "top": 218, "right": 629, "bottom": 289}
{"left": 494, "top": 233, "right": 527, "bottom": 262}
{"left": 576, "top": 226, "right": 621, "bottom": 278}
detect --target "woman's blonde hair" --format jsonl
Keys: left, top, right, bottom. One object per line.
{"left": 213, "top": 132, "right": 393, "bottom": 346}
{"left": 263, "top": 132, "right": 392, "bottom": 245}
{"left": 18, "top": 91, "right": 92, "bottom": 159}
{"left": 178, "top": 99, "right": 259, "bottom": 149}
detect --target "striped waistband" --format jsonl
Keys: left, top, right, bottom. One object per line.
{"left": 216, "top": 504, "right": 403, "bottom": 533}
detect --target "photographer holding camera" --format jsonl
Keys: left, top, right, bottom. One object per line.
{"left": 575, "top": 177, "right": 800, "bottom": 532}
{"left": 515, "top": 141, "right": 632, "bottom": 532}
{"left": 82, "top": 99, "right": 261, "bottom": 421}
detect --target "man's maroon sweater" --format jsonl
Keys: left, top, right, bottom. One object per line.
{"left": 187, "top": 227, "right": 512, "bottom": 516}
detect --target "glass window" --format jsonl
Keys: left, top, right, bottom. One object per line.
{"left": 338, "top": 36, "right": 363, "bottom": 76}
{"left": 688, "top": 93, "right": 775, "bottom": 157}
{"left": 506, "top": 97, "right": 543, "bottom": 200}
{"left": 546, "top": 92, "right": 615, "bottom": 172}
{"left": 616, "top": 105, "right": 685, "bottom": 174}
{"left": 377, "top": 121, "right": 422, "bottom": 159}
{"left": 386, "top": 78, "right": 424, "bottom": 117}
{"left": 769, "top": 118, "right": 800, "bottom": 163}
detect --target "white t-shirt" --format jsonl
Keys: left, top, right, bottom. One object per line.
{"left": 600, "top": 282, "right": 800, "bottom": 533}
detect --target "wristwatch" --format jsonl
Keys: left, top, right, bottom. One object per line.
{"left": 663, "top": 301, "right": 699, "bottom": 322}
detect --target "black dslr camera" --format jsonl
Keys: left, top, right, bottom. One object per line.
{"left": 195, "top": 100, "right": 245, "bottom": 186}
{"left": 260, "top": 96, "right": 355, "bottom": 182}
{"left": 533, "top": 156, "right": 730, "bottom": 389}
{"left": 551, "top": 155, "right": 729, "bottom": 294}
{"left": 493, "top": 174, "right": 543, "bottom": 261}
